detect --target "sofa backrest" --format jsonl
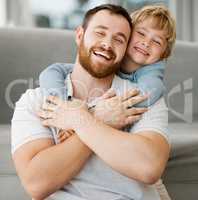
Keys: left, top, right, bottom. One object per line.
{"left": 0, "top": 27, "right": 197, "bottom": 123}
{"left": 0, "top": 28, "right": 76, "bottom": 124}
{"left": 165, "top": 41, "right": 198, "bottom": 122}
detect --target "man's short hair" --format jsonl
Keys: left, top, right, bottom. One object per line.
{"left": 82, "top": 4, "right": 132, "bottom": 30}
{"left": 131, "top": 4, "right": 176, "bottom": 59}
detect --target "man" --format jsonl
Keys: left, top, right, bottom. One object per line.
{"left": 12, "top": 4, "right": 170, "bottom": 200}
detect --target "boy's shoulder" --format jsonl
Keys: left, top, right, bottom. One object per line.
{"left": 134, "top": 61, "right": 165, "bottom": 80}
{"left": 137, "top": 61, "right": 165, "bottom": 73}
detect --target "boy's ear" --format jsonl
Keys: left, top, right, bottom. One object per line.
{"left": 75, "top": 26, "right": 84, "bottom": 46}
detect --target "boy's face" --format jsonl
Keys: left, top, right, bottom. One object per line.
{"left": 127, "top": 18, "right": 167, "bottom": 67}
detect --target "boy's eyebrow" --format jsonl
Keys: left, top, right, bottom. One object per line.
{"left": 95, "top": 25, "right": 128, "bottom": 42}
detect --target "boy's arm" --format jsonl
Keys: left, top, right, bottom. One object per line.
{"left": 134, "top": 62, "right": 165, "bottom": 107}
{"left": 135, "top": 73, "right": 165, "bottom": 107}
{"left": 39, "top": 63, "right": 73, "bottom": 99}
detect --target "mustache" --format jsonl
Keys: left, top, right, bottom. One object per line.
{"left": 90, "top": 46, "right": 116, "bottom": 59}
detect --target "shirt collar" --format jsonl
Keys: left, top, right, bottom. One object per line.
{"left": 65, "top": 72, "right": 97, "bottom": 109}
{"left": 65, "top": 72, "right": 73, "bottom": 99}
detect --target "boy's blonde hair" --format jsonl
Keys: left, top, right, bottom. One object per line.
{"left": 130, "top": 4, "right": 176, "bottom": 59}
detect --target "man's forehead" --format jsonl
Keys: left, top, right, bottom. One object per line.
{"left": 86, "top": 10, "right": 131, "bottom": 35}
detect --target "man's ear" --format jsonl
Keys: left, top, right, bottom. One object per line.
{"left": 75, "top": 26, "right": 84, "bottom": 46}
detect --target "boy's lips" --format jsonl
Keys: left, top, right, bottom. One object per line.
{"left": 134, "top": 46, "right": 149, "bottom": 56}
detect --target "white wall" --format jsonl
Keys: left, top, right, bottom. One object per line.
{"left": 193, "top": 0, "right": 198, "bottom": 41}
{"left": 169, "top": 0, "right": 198, "bottom": 42}
{"left": 0, "top": 0, "right": 7, "bottom": 26}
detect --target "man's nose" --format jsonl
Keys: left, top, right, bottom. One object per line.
{"left": 101, "top": 37, "right": 113, "bottom": 50}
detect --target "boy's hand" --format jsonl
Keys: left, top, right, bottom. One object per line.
{"left": 57, "top": 129, "right": 75, "bottom": 143}
{"left": 92, "top": 89, "right": 148, "bottom": 129}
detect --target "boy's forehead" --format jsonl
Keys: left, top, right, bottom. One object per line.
{"left": 135, "top": 17, "right": 168, "bottom": 35}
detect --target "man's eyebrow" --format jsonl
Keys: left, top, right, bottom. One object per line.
{"left": 95, "top": 25, "right": 108, "bottom": 30}
{"left": 95, "top": 25, "right": 128, "bottom": 42}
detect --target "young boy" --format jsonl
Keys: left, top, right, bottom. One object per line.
{"left": 119, "top": 4, "right": 176, "bottom": 107}
{"left": 39, "top": 4, "right": 176, "bottom": 199}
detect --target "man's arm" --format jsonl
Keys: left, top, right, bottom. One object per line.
{"left": 13, "top": 135, "right": 91, "bottom": 200}
{"left": 74, "top": 114, "right": 170, "bottom": 184}
{"left": 11, "top": 89, "right": 92, "bottom": 200}
{"left": 40, "top": 96, "right": 170, "bottom": 185}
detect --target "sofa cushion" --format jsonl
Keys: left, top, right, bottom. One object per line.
{"left": 0, "top": 124, "right": 29, "bottom": 200}
{"left": 163, "top": 122, "right": 198, "bottom": 200}
{"left": 169, "top": 122, "right": 198, "bottom": 157}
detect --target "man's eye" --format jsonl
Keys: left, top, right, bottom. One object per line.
{"left": 96, "top": 31, "right": 105, "bottom": 36}
{"left": 114, "top": 38, "right": 124, "bottom": 44}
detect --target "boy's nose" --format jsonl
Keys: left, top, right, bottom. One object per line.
{"left": 141, "top": 40, "right": 150, "bottom": 48}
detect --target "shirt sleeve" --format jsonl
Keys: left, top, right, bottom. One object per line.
{"left": 135, "top": 74, "right": 165, "bottom": 107}
{"left": 129, "top": 98, "right": 170, "bottom": 145}
{"left": 11, "top": 88, "right": 53, "bottom": 154}
{"left": 39, "top": 63, "right": 73, "bottom": 99}
{"left": 134, "top": 61, "right": 165, "bottom": 107}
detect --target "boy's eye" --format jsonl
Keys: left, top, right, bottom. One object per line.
{"left": 137, "top": 31, "right": 145, "bottom": 36}
{"left": 153, "top": 40, "right": 161, "bottom": 46}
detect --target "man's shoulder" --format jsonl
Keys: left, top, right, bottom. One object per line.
{"left": 15, "top": 88, "right": 44, "bottom": 109}
{"left": 112, "top": 75, "right": 137, "bottom": 95}
{"left": 12, "top": 88, "right": 53, "bottom": 154}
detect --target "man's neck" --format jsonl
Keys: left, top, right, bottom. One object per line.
{"left": 71, "top": 62, "right": 114, "bottom": 102}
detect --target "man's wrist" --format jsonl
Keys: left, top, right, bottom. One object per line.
{"left": 72, "top": 109, "right": 95, "bottom": 133}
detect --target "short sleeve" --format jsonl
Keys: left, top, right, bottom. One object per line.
{"left": 11, "top": 88, "right": 53, "bottom": 154}
{"left": 129, "top": 98, "right": 170, "bottom": 145}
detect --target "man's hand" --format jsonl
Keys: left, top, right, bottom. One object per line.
{"left": 92, "top": 89, "right": 148, "bottom": 129}
{"left": 37, "top": 95, "right": 89, "bottom": 130}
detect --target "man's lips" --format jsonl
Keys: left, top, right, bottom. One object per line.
{"left": 92, "top": 49, "right": 115, "bottom": 61}
{"left": 134, "top": 47, "right": 149, "bottom": 56}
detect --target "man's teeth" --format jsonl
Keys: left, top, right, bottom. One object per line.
{"left": 94, "top": 51, "right": 111, "bottom": 60}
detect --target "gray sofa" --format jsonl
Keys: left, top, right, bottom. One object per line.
{"left": 0, "top": 28, "right": 197, "bottom": 200}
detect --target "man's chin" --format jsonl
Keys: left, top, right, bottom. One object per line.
{"left": 88, "top": 70, "right": 112, "bottom": 79}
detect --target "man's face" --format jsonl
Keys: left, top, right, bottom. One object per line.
{"left": 77, "top": 10, "right": 131, "bottom": 78}
{"left": 127, "top": 17, "right": 167, "bottom": 67}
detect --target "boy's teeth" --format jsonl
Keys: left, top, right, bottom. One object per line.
{"left": 135, "top": 47, "right": 149, "bottom": 55}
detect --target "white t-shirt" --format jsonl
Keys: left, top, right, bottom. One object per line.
{"left": 11, "top": 75, "right": 169, "bottom": 200}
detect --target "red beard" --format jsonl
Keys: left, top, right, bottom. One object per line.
{"left": 78, "top": 39, "right": 120, "bottom": 78}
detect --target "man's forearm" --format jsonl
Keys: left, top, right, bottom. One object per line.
{"left": 74, "top": 111, "right": 169, "bottom": 184}
{"left": 16, "top": 135, "right": 92, "bottom": 200}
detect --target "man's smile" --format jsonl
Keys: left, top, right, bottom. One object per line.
{"left": 93, "top": 50, "right": 113, "bottom": 60}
